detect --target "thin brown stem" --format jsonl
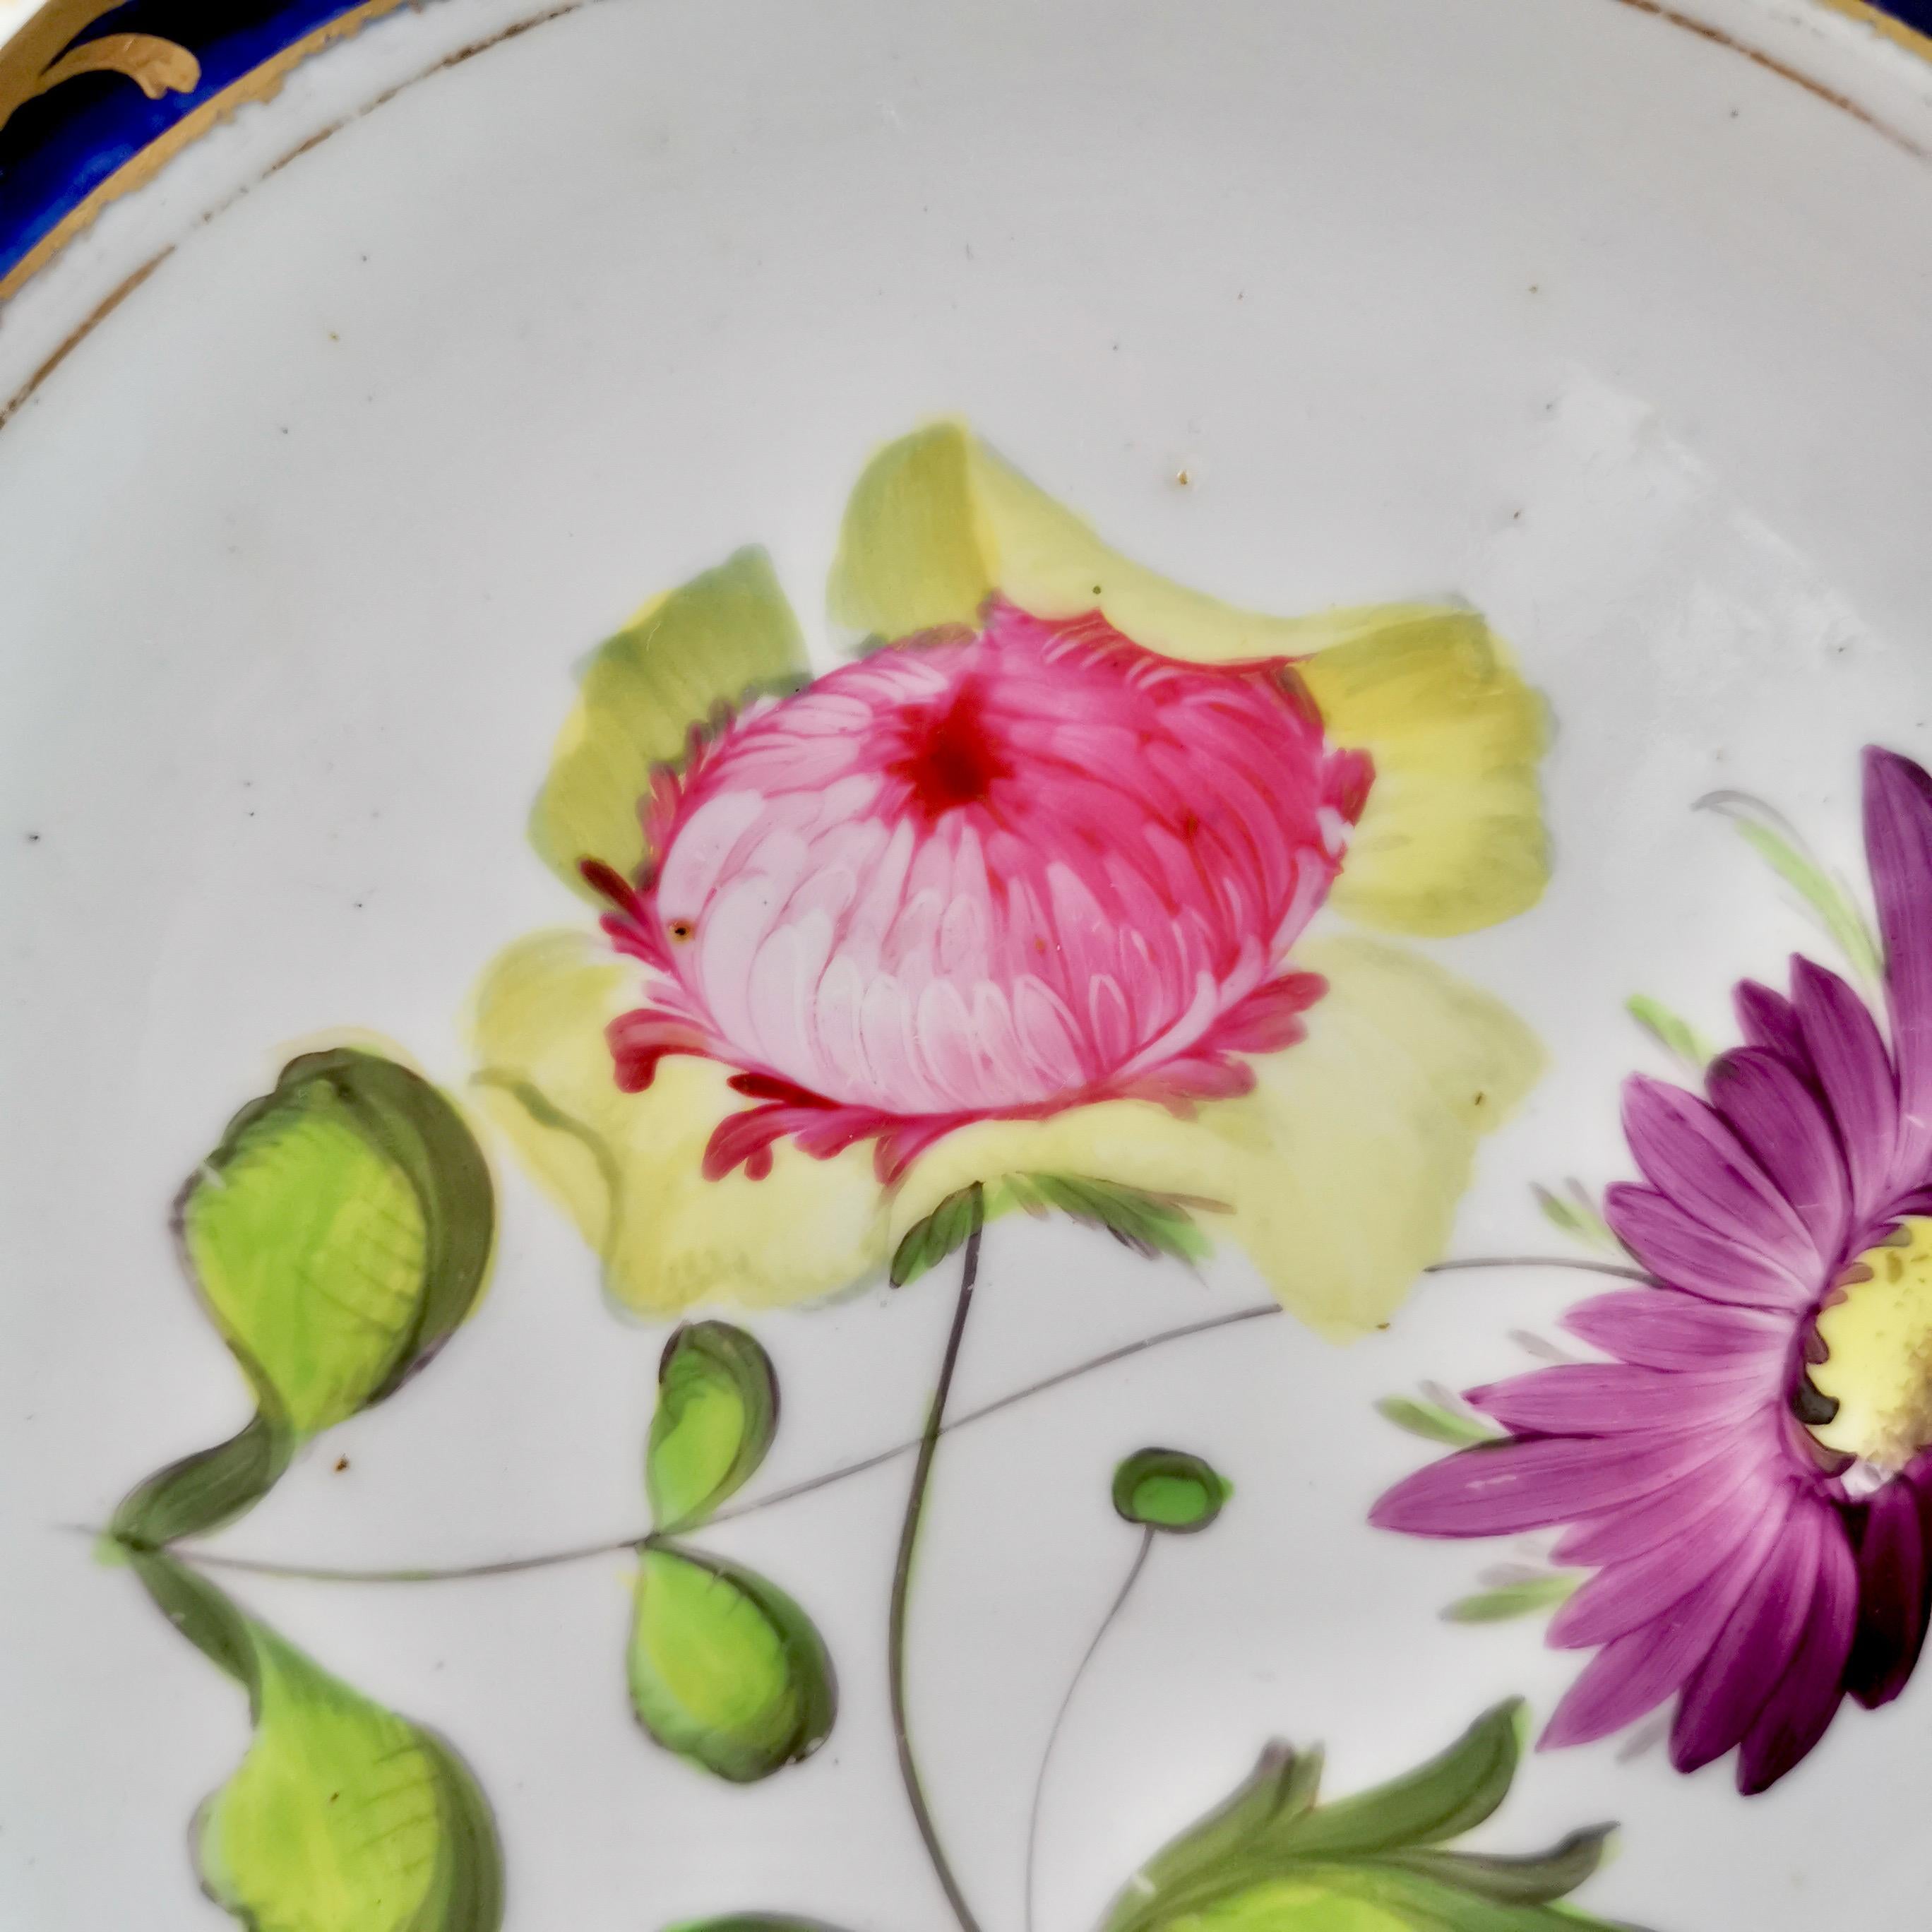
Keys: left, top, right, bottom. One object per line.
{"left": 1025, "top": 1526, "right": 1155, "bottom": 1932}
{"left": 888, "top": 1184, "right": 985, "bottom": 1932}
{"left": 133, "top": 1249, "right": 1639, "bottom": 1587}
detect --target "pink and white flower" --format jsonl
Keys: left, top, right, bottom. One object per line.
{"left": 589, "top": 599, "right": 1366, "bottom": 1186}
{"left": 472, "top": 424, "right": 1549, "bottom": 1326}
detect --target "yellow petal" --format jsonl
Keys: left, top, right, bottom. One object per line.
{"left": 1224, "top": 934, "right": 1543, "bottom": 1337}
{"left": 890, "top": 936, "right": 1540, "bottom": 1340}
{"left": 530, "top": 549, "right": 809, "bottom": 901}
{"left": 830, "top": 425, "right": 1550, "bottom": 938}
{"left": 467, "top": 931, "right": 888, "bottom": 1316}
{"left": 828, "top": 421, "right": 1448, "bottom": 662}
{"left": 1301, "top": 612, "right": 1551, "bottom": 936}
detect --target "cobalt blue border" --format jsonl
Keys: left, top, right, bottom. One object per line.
{"left": 0, "top": 1, "right": 395, "bottom": 287}
{"left": 0, "top": 0, "right": 1929, "bottom": 299}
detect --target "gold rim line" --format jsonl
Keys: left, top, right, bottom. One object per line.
{"left": 1818, "top": 0, "right": 1932, "bottom": 59}
{"left": 0, "top": 0, "right": 415, "bottom": 305}
{"left": 0, "top": 0, "right": 1928, "bottom": 314}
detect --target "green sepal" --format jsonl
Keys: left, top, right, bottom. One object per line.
{"left": 647, "top": 1322, "right": 780, "bottom": 1533}
{"left": 1112, "top": 1447, "right": 1232, "bottom": 1534}
{"left": 891, "top": 1174, "right": 1217, "bottom": 1286}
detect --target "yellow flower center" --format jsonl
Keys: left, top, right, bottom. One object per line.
{"left": 1808, "top": 1217, "right": 1932, "bottom": 1473}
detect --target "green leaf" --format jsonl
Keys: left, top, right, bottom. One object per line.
{"left": 1443, "top": 1574, "right": 1584, "bottom": 1623}
{"left": 129, "top": 1554, "right": 503, "bottom": 1932}
{"left": 1386, "top": 1825, "right": 1618, "bottom": 1907}
{"left": 1530, "top": 1183, "right": 1623, "bottom": 1256}
{"left": 1698, "top": 789, "right": 1883, "bottom": 984}
{"left": 628, "top": 1544, "right": 836, "bottom": 1783}
{"left": 117, "top": 1050, "right": 494, "bottom": 1545}
{"left": 1175, "top": 1863, "right": 1633, "bottom": 1931}
{"left": 530, "top": 547, "right": 809, "bottom": 897}
{"left": 1623, "top": 995, "right": 1715, "bottom": 1073}
{"left": 1112, "top": 1447, "right": 1232, "bottom": 1534}
{"left": 1104, "top": 1703, "right": 1635, "bottom": 1932}
{"left": 647, "top": 1323, "right": 780, "bottom": 1533}
{"left": 1375, "top": 1396, "right": 1501, "bottom": 1450}
{"left": 890, "top": 1174, "right": 1218, "bottom": 1285}
{"left": 1109, "top": 1741, "right": 1327, "bottom": 1932}
{"left": 1272, "top": 1702, "right": 1525, "bottom": 1864}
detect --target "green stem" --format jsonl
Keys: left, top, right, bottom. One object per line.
{"left": 130, "top": 1251, "right": 1647, "bottom": 1587}
{"left": 1025, "top": 1526, "right": 1155, "bottom": 1932}
{"left": 888, "top": 1183, "right": 986, "bottom": 1932}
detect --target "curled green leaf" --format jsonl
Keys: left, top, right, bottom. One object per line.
{"left": 129, "top": 1554, "right": 503, "bottom": 1932}
{"left": 1112, "top": 1447, "right": 1232, "bottom": 1534}
{"left": 114, "top": 1049, "right": 494, "bottom": 1547}
{"left": 1103, "top": 1701, "right": 1631, "bottom": 1932}
{"left": 628, "top": 1544, "right": 836, "bottom": 1783}
{"left": 647, "top": 1323, "right": 780, "bottom": 1533}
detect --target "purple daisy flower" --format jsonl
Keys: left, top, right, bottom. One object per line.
{"left": 1373, "top": 745, "right": 1932, "bottom": 1794}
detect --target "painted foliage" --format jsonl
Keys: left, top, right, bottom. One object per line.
{"left": 109, "top": 423, "right": 1909, "bottom": 1932}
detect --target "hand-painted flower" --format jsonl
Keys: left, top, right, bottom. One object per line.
{"left": 593, "top": 601, "right": 1364, "bottom": 1184}
{"left": 1374, "top": 746, "right": 1932, "bottom": 1794}
{"left": 472, "top": 424, "right": 1548, "bottom": 1332}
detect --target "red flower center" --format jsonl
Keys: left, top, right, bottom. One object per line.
{"left": 883, "top": 677, "right": 1013, "bottom": 822}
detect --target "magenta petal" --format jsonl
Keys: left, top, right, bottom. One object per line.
{"left": 1789, "top": 958, "right": 1899, "bottom": 1217}
{"left": 1845, "top": 1469, "right": 1931, "bottom": 1710}
{"left": 1468, "top": 1365, "right": 1763, "bottom": 1437}
{"left": 1735, "top": 978, "right": 1809, "bottom": 1071}
{"left": 1551, "top": 1497, "right": 1772, "bottom": 1651}
{"left": 1561, "top": 1290, "right": 1787, "bottom": 1372}
{"left": 1605, "top": 1184, "right": 1811, "bottom": 1311}
{"left": 1620, "top": 1077, "right": 1815, "bottom": 1266}
{"left": 1541, "top": 1526, "right": 1773, "bottom": 1748}
{"left": 1736, "top": 1518, "right": 1858, "bottom": 1793}
{"left": 1704, "top": 1047, "right": 1850, "bottom": 1265}
{"left": 1556, "top": 1453, "right": 1759, "bottom": 1566}
{"left": 1371, "top": 1433, "right": 1727, "bottom": 1539}
{"left": 1669, "top": 1496, "right": 1818, "bottom": 1772}
{"left": 1864, "top": 746, "right": 1932, "bottom": 1167}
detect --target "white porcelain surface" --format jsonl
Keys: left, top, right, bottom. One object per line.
{"left": 4, "top": 3, "right": 1932, "bottom": 1926}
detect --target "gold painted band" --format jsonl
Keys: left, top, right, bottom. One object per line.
{"left": 0, "top": 0, "right": 411, "bottom": 305}
{"left": 1818, "top": 0, "right": 1932, "bottom": 56}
